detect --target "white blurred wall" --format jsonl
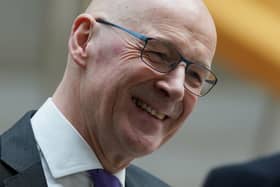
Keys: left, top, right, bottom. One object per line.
{"left": 1, "top": 1, "right": 280, "bottom": 187}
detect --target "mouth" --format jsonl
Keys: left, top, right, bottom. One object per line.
{"left": 132, "top": 97, "right": 167, "bottom": 121}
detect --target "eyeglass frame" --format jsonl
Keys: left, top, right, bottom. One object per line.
{"left": 95, "top": 18, "right": 218, "bottom": 97}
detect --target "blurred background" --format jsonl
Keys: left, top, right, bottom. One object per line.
{"left": 0, "top": 0, "right": 280, "bottom": 186}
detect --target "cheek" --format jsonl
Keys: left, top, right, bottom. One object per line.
{"left": 164, "top": 95, "right": 198, "bottom": 141}
{"left": 111, "top": 44, "right": 125, "bottom": 55}
{"left": 185, "top": 94, "right": 198, "bottom": 114}
{"left": 95, "top": 46, "right": 123, "bottom": 65}
{"left": 87, "top": 37, "right": 125, "bottom": 66}
{"left": 177, "top": 95, "right": 197, "bottom": 131}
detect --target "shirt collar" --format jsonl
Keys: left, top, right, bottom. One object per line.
{"left": 31, "top": 98, "right": 125, "bottom": 186}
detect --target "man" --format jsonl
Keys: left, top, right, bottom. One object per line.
{"left": 0, "top": 0, "right": 217, "bottom": 186}
{"left": 203, "top": 153, "right": 280, "bottom": 187}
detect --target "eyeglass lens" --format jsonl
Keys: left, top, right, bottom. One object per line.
{"left": 140, "top": 39, "right": 216, "bottom": 96}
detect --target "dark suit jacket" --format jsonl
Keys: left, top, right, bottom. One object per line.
{"left": 0, "top": 111, "right": 170, "bottom": 187}
{"left": 203, "top": 153, "right": 280, "bottom": 187}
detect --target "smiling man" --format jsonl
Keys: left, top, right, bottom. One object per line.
{"left": 0, "top": 0, "right": 217, "bottom": 186}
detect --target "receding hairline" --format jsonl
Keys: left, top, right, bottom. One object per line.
{"left": 84, "top": 0, "right": 217, "bottom": 58}
{"left": 84, "top": 0, "right": 212, "bottom": 23}
{"left": 85, "top": 0, "right": 127, "bottom": 22}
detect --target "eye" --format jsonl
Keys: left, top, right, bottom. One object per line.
{"left": 186, "top": 65, "right": 208, "bottom": 89}
{"left": 187, "top": 70, "right": 203, "bottom": 87}
{"left": 150, "top": 51, "right": 168, "bottom": 60}
{"left": 143, "top": 50, "right": 169, "bottom": 64}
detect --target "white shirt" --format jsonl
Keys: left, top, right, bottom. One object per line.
{"left": 31, "top": 98, "right": 126, "bottom": 187}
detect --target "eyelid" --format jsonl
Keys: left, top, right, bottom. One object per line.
{"left": 151, "top": 38, "right": 194, "bottom": 64}
{"left": 185, "top": 57, "right": 211, "bottom": 69}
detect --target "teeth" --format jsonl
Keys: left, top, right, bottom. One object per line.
{"left": 132, "top": 97, "right": 166, "bottom": 120}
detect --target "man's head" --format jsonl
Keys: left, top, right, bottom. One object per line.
{"left": 53, "top": 0, "right": 217, "bottom": 172}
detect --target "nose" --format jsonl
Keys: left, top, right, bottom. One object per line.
{"left": 154, "top": 65, "right": 185, "bottom": 101}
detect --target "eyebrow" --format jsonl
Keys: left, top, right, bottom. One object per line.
{"left": 192, "top": 59, "right": 211, "bottom": 69}
{"left": 153, "top": 34, "right": 209, "bottom": 64}
{"left": 159, "top": 37, "right": 211, "bottom": 68}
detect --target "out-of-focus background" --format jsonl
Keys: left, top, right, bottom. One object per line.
{"left": 1, "top": 0, "right": 280, "bottom": 186}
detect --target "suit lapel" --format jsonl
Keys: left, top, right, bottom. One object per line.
{"left": 0, "top": 111, "right": 47, "bottom": 187}
{"left": 125, "top": 165, "right": 170, "bottom": 187}
{"left": 125, "top": 174, "right": 138, "bottom": 187}
{"left": 125, "top": 166, "right": 143, "bottom": 187}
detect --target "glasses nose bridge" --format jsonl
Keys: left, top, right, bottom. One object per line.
{"left": 180, "top": 56, "right": 193, "bottom": 68}
{"left": 166, "top": 56, "right": 186, "bottom": 74}
{"left": 168, "top": 62, "right": 186, "bottom": 82}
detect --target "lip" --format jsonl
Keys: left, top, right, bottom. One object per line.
{"left": 126, "top": 95, "right": 168, "bottom": 134}
{"left": 131, "top": 96, "right": 168, "bottom": 121}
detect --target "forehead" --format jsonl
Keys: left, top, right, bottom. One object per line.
{"left": 119, "top": 0, "right": 216, "bottom": 67}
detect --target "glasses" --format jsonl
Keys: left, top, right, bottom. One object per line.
{"left": 96, "top": 18, "right": 218, "bottom": 97}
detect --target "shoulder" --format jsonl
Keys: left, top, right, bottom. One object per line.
{"left": 126, "top": 165, "right": 170, "bottom": 187}
{"left": 203, "top": 153, "right": 280, "bottom": 187}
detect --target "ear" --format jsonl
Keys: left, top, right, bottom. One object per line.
{"left": 68, "top": 14, "right": 95, "bottom": 68}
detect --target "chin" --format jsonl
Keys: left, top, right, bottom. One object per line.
{"left": 120, "top": 126, "right": 162, "bottom": 157}
{"left": 113, "top": 105, "right": 164, "bottom": 157}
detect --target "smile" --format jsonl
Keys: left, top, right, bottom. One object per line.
{"left": 132, "top": 97, "right": 166, "bottom": 120}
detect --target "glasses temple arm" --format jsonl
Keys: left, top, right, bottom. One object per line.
{"left": 96, "top": 18, "right": 149, "bottom": 41}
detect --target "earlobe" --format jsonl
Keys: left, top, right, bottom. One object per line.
{"left": 68, "top": 14, "right": 95, "bottom": 68}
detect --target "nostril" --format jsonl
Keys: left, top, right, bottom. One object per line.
{"left": 154, "top": 80, "right": 171, "bottom": 98}
{"left": 154, "top": 78, "right": 185, "bottom": 101}
{"left": 159, "top": 88, "right": 170, "bottom": 98}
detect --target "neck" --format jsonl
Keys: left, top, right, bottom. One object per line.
{"left": 85, "top": 130, "right": 133, "bottom": 173}
{"left": 52, "top": 64, "right": 134, "bottom": 173}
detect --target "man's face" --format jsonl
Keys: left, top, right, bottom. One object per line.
{"left": 79, "top": 0, "right": 216, "bottom": 160}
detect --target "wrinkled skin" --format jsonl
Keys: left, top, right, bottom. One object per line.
{"left": 53, "top": 0, "right": 217, "bottom": 173}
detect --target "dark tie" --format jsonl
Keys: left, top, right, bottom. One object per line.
{"left": 87, "top": 169, "right": 121, "bottom": 187}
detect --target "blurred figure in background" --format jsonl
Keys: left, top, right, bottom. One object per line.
{"left": 0, "top": 0, "right": 217, "bottom": 186}
{"left": 203, "top": 153, "right": 280, "bottom": 187}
